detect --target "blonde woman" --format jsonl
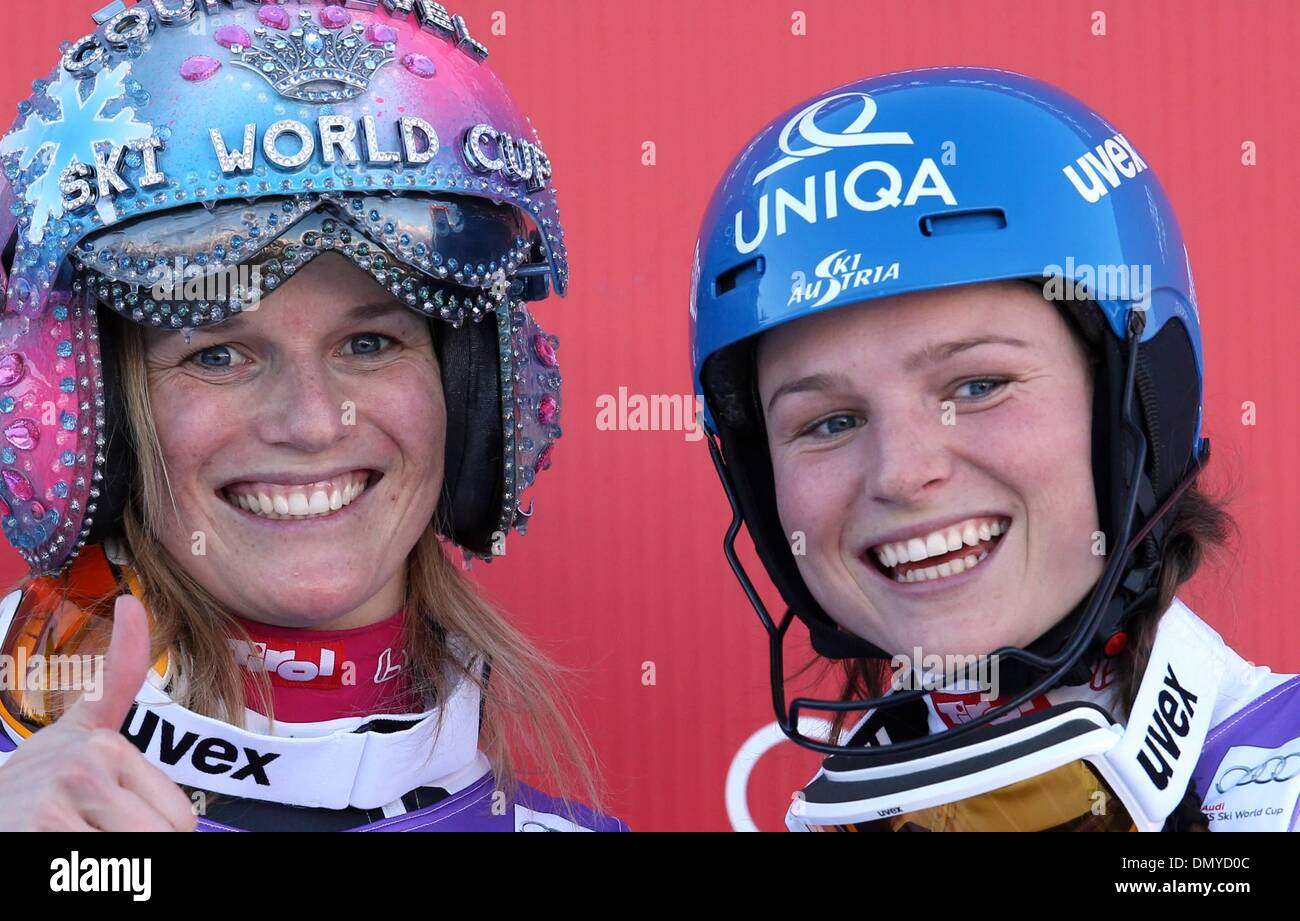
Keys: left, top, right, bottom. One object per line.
{"left": 0, "top": 0, "right": 621, "bottom": 832}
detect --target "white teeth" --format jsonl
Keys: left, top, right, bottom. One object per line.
{"left": 225, "top": 472, "right": 372, "bottom": 520}
{"left": 879, "top": 526, "right": 1004, "bottom": 583}
{"left": 901, "top": 552, "right": 978, "bottom": 584}
{"left": 308, "top": 490, "right": 330, "bottom": 514}
{"left": 874, "top": 517, "right": 1009, "bottom": 582}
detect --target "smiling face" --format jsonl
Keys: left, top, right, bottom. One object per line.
{"left": 142, "top": 251, "right": 445, "bottom": 630}
{"left": 756, "top": 281, "right": 1105, "bottom": 660}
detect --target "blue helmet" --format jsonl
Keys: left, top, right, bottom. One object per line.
{"left": 689, "top": 67, "right": 1210, "bottom": 756}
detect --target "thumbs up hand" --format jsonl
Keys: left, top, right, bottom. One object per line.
{"left": 0, "top": 594, "right": 198, "bottom": 831}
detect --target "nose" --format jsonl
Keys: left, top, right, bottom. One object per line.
{"left": 865, "top": 401, "right": 954, "bottom": 505}
{"left": 255, "top": 350, "right": 351, "bottom": 453}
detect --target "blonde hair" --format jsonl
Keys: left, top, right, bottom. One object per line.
{"left": 62, "top": 309, "right": 603, "bottom": 812}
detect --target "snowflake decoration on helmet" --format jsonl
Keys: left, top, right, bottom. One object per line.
{"left": 0, "top": 62, "right": 154, "bottom": 244}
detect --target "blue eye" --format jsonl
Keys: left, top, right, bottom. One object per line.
{"left": 344, "top": 333, "right": 393, "bottom": 356}
{"left": 954, "top": 378, "right": 1005, "bottom": 399}
{"left": 191, "top": 345, "right": 245, "bottom": 369}
{"left": 807, "top": 414, "right": 861, "bottom": 438}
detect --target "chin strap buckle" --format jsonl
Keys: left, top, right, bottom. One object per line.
{"left": 1103, "top": 631, "right": 1129, "bottom": 657}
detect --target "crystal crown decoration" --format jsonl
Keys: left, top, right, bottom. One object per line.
{"left": 230, "top": 11, "right": 395, "bottom": 103}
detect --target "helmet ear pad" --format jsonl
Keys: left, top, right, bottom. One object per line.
{"left": 434, "top": 316, "right": 505, "bottom": 555}
{"left": 85, "top": 305, "right": 137, "bottom": 548}
{"left": 1076, "top": 307, "right": 1201, "bottom": 568}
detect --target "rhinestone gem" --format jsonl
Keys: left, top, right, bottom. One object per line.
{"left": 2, "top": 469, "right": 33, "bottom": 501}
{"left": 214, "top": 25, "right": 252, "bottom": 49}
{"left": 533, "top": 334, "right": 558, "bottom": 368}
{"left": 258, "top": 6, "right": 291, "bottom": 30}
{"left": 319, "top": 6, "right": 351, "bottom": 29}
{"left": 180, "top": 55, "right": 221, "bottom": 82}
{"left": 0, "top": 353, "right": 26, "bottom": 387}
{"left": 401, "top": 53, "right": 435, "bottom": 78}
{"left": 365, "top": 22, "right": 398, "bottom": 44}
{"left": 537, "top": 394, "right": 558, "bottom": 425}
{"left": 534, "top": 444, "right": 553, "bottom": 474}
{"left": 3, "top": 419, "right": 37, "bottom": 450}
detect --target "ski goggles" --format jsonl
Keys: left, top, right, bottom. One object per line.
{"left": 0, "top": 545, "right": 165, "bottom": 742}
{"left": 70, "top": 192, "right": 541, "bottom": 330}
{"left": 794, "top": 702, "right": 1167, "bottom": 832}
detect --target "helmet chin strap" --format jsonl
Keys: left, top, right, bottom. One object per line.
{"left": 709, "top": 307, "right": 1208, "bottom": 758}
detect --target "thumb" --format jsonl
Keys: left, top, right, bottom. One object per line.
{"left": 64, "top": 594, "right": 152, "bottom": 733}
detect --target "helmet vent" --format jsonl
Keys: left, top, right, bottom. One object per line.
{"left": 714, "top": 255, "right": 765, "bottom": 296}
{"left": 919, "top": 207, "right": 1007, "bottom": 237}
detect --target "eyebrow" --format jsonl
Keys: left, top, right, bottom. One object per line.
{"left": 765, "top": 372, "right": 855, "bottom": 415}
{"left": 902, "top": 335, "right": 1031, "bottom": 372}
{"left": 764, "top": 335, "right": 1031, "bottom": 415}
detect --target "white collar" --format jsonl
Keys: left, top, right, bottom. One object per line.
{"left": 794, "top": 600, "right": 1234, "bottom": 830}
{"left": 128, "top": 672, "right": 484, "bottom": 810}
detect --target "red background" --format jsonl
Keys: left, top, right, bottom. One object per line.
{"left": 2, "top": 0, "right": 1297, "bottom": 831}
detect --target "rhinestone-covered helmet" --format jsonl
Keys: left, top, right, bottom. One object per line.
{"left": 0, "top": 0, "right": 567, "bottom": 575}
